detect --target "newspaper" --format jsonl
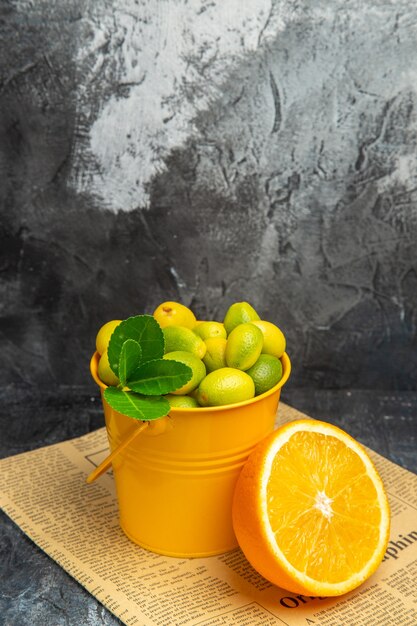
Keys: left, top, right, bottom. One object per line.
{"left": 0, "top": 402, "right": 416, "bottom": 626}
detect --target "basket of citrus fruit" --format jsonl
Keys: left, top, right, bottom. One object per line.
{"left": 90, "top": 300, "right": 390, "bottom": 597}
{"left": 90, "top": 301, "right": 291, "bottom": 557}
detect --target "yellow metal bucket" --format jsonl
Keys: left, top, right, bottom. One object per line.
{"left": 90, "top": 351, "right": 291, "bottom": 557}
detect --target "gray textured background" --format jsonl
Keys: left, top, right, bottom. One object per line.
{"left": 1, "top": 0, "right": 417, "bottom": 391}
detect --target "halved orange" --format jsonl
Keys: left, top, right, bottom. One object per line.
{"left": 232, "top": 419, "right": 390, "bottom": 596}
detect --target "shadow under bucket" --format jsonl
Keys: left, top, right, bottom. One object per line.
{"left": 90, "top": 352, "right": 291, "bottom": 558}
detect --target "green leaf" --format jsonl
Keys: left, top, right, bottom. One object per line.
{"left": 108, "top": 315, "right": 164, "bottom": 377}
{"left": 118, "top": 339, "right": 142, "bottom": 387}
{"left": 127, "top": 359, "right": 192, "bottom": 395}
{"left": 103, "top": 387, "right": 170, "bottom": 421}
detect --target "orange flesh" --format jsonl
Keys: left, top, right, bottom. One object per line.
{"left": 267, "top": 432, "right": 381, "bottom": 584}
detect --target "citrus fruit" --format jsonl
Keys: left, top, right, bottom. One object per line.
{"left": 225, "top": 323, "right": 264, "bottom": 371}
{"left": 164, "top": 394, "right": 199, "bottom": 408}
{"left": 97, "top": 350, "right": 120, "bottom": 386}
{"left": 223, "top": 302, "right": 260, "bottom": 335}
{"left": 163, "top": 326, "right": 206, "bottom": 359}
{"left": 163, "top": 351, "right": 206, "bottom": 395}
{"left": 196, "top": 368, "right": 255, "bottom": 407}
{"left": 95, "top": 320, "right": 122, "bottom": 355}
{"left": 233, "top": 419, "right": 390, "bottom": 596}
{"left": 202, "top": 337, "right": 228, "bottom": 372}
{"left": 246, "top": 354, "right": 283, "bottom": 395}
{"left": 153, "top": 301, "right": 197, "bottom": 329}
{"left": 193, "top": 321, "right": 227, "bottom": 341}
{"left": 251, "top": 320, "right": 286, "bottom": 358}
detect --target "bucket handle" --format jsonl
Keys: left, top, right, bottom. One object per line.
{"left": 86, "top": 421, "right": 149, "bottom": 484}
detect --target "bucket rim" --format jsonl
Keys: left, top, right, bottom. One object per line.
{"left": 90, "top": 350, "right": 291, "bottom": 413}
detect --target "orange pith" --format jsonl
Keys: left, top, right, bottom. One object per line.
{"left": 232, "top": 419, "right": 390, "bottom": 596}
